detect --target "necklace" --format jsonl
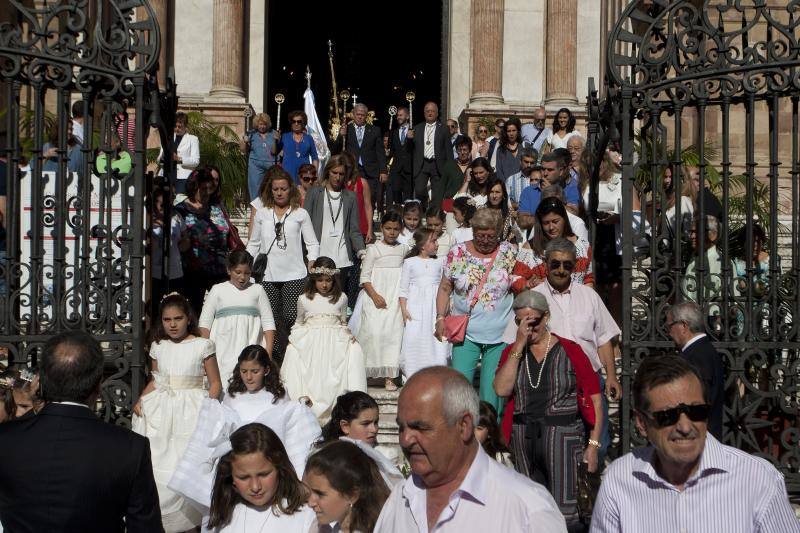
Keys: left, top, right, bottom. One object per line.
{"left": 524, "top": 332, "right": 552, "bottom": 389}
{"left": 244, "top": 504, "right": 273, "bottom": 533}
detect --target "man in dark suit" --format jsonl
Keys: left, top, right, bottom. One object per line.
{"left": 387, "top": 107, "right": 414, "bottom": 207}
{"left": 0, "top": 331, "right": 163, "bottom": 532}
{"left": 330, "top": 102, "right": 387, "bottom": 211}
{"left": 410, "top": 101, "right": 452, "bottom": 209}
{"left": 666, "top": 301, "right": 725, "bottom": 438}
{"left": 447, "top": 118, "right": 466, "bottom": 159}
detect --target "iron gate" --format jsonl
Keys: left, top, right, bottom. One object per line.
{"left": 590, "top": 0, "right": 800, "bottom": 494}
{"left": 0, "top": 1, "right": 175, "bottom": 426}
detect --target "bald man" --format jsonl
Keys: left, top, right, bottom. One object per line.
{"left": 375, "top": 367, "right": 566, "bottom": 532}
{"left": 409, "top": 102, "right": 452, "bottom": 209}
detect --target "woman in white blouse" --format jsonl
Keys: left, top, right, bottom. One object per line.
{"left": 545, "top": 108, "right": 583, "bottom": 151}
{"left": 246, "top": 167, "right": 319, "bottom": 361}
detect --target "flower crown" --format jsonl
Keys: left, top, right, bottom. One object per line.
{"left": 160, "top": 291, "right": 182, "bottom": 302}
{"left": 309, "top": 266, "right": 340, "bottom": 276}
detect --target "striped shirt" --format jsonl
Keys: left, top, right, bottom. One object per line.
{"left": 590, "top": 434, "right": 800, "bottom": 533}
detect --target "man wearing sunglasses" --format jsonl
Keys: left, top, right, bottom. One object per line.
{"left": 591, "top": 355, "right": 799, "bottom": 532}
{"left": 665, "top": 301, "right": 724, "bottom": 439}
{"left": 520, "top": 107, "right": 552, "bottom": 154}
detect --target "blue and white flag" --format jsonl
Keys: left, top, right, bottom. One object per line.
{"left": 304, "top": 87, "right": 330, "bottom": 172}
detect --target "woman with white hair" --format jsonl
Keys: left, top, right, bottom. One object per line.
{"left": 240, "top": 112, "right": 278, "bottom": 201}
{"left": 493, "top": 290, "right": 602, "bottom": 529}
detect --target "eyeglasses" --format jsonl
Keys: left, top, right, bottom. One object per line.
{"left": 666, "top": 320, "right": 685, "bottom": 329}
{"left": 291, "top": 119, "right": 304, "bottom": 124}
{"left": 478, "top": 129, "right": 488, "bottom": 133}
{"left": 642, "top": 403, "right": 710, "bottom": 428}
{"left": 548, "top": 260, "right": 575, "bottom": 271}
{"left": 274, "top": 221, "right": 287, "bottom": 250}
{"left": 300, "top": 176, "right": 315, "bottom": 182}
{"left": 473, "top": 234, "right": 498, "bottom": 243}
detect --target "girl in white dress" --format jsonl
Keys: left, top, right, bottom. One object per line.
{"left": 304, "top": 440, "right": 391, "bottom": 533}
{"left": 319, "top": 391, "right": 405, "bottom": 487}
{"left": 199, "top": 250, "right": 276, "bottom": 385}
{"left": 451, "top": 196, "right": 476, "bottom": 245}
{"left": 203, "top": 423, "right": 316, "bottom": 532}
{"left": 169, "top": 345, "right": 321, "bottom": 512}
{"left": 133, "top": 293, "right": 222, "bottom": 532}
{"left": 425, "top": 206, "right": 457, "bottom": 257}
{"left": 281, "top": 257, "right": 367, "bottom": 421}
{"left": 399, "top": 228, "right": 450, "bottom": 378}
{"left": 357, "top": 212, "right": 408, "bottom": 389}
{"left": 397, "top": 200, "right": 422, "bottom": 246}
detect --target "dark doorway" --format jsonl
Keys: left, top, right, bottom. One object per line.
{"left": 267, "top": 0, "right": 442, "bottom": 133}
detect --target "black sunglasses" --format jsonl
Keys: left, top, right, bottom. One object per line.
{"left": 514, "top": 315, "right": 543, "bottom": 329}
{"left": 642, "top": 403, "right": 710, "bottom": 428}
{"left": 300, "top": 176, "right": 315, "bottom": 182}
{"left": 274, "top": 221, "right": 284, "bottom": 237}
{"left": 291, "top": 119, "right": 304, "bottom": 124}
{"left": 548, "top": 260, "right": 575, "bottom": 271}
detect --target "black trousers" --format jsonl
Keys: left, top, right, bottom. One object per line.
{"left": 389, "top": 168, "right": 413, "bottom": 208}
{"left": 414, "top": 158, "right": 440, "bottom": 210}
{"left": 262, "top": 278, "right": 306, "bottom": 363}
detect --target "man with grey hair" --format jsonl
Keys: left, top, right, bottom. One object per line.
{"left": 531, "top": 238, "right": 621, "bottom": 461}
{"left": 375, "top": 366, "right": 566, "bottom": 532}
{"left": 410, "top": 101, "right": 452, "bottom": 209}
{"left": 331, "top": 102, "right": 388, "bottom": 210}
{"left": 666, "top": 301, "right": 724, "bottom": 438}
{"left": 521, "top": 107, "right": 552, "bottom": 153}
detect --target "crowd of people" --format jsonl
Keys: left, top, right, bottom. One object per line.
{"left": 0, "top": 102, "right": 798, "bottom": 533}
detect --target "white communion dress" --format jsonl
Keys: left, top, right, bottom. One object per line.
{"left": 198, "top": 281, "right": 275, "bottom": 386}
{"left": 169, "top": 389, "right": 321, "bottom": 512}
{"left": 280, "top": 293, "right": 367, "bottom": 421}
{"left": 356, "top": 240, "right": 407, "bottom": 378}
{"left": 398, "top": 256, "right": 450, "bottom": 377}
{"left": 201, "top": 502, "right": 316, "bottom": 533}
{"left": 132, "top": 337, "right": 216, "bottom": 532}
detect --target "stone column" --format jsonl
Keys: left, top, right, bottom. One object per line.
{"left": 149, "top": 0, "right": 169, "bottom": 87}
{"left": 209, "top": 0, "right": 245, "bottom": 99}
{"left": 469, "top": 0, "right": 504, "bottom": 105}
{"left": 545, "top": 0, "right": 579, "bottom": 106}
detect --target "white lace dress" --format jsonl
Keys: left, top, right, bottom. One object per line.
{"left": 280, "top": 293, "right": 367, "bottom": 421}
{"left": 132, "top": 337, "right": 215, "bottom": 532}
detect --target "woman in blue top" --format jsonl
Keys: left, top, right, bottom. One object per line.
{"left": 240, "top": 112, "right": 278, "bottom": 201}
{"left": 279, "top": 110, "right": 319, "bottom": 182}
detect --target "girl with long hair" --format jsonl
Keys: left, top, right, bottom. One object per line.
{"left": 545, "top": 107, "right": 582, "bottom": 151}
{"left": 281, "top": 257, "right": 367, "bottom": 421}
{"left": 397, "top": 200, "right": 422, "bottom": 246}
{"left": 170, "top": 345, "right": 321, "bottom": 512}
{"left": 399, "top": 228, "right": 450, "bottom": 377}
{"left": 205, "top": 423, "right": 315, "bottom": 531}
{"left": 304, "top": 441, "right": 391, "bottom": 532}
{"left": 133, "top": 292, "right": 222, "bottom": 531}
{"left": 475, "top": 401, "right": 514, "bottom": 469}
{"left": 451, "top": 196, "right": 477, "bottom": 244}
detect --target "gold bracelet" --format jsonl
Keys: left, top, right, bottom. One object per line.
{"left": 588, "top": 439, "right": 601, "bottom": 448}
{"left": 509, "top": 351, "right": 523, "bottom": 360}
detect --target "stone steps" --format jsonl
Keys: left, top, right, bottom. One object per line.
{"left": 369, "top": 386, "right": 400, "bottom": 449}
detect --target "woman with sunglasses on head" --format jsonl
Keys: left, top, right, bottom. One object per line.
{"left": 246, "top": 167, "right": 319, "bottom": 362}
{"left": 494, "top": 290, "right": 602, "bottom": 530}
{"left": 471, "top": 123, "right": 490, "bottom": 159}
{"left": 278, "top": 110, "right": 319, "bottom": 183}
{"left": 512, "top": 196, "right": 593, "bottom": 293}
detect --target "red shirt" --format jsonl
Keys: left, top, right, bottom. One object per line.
{"left": 346, "top": 177, "right": 369, "bottom": 237}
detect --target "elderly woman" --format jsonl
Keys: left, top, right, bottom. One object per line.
{"left": 174, "top": 168, "right": 232, "bottom": 314}
{"left": 494, "top": 290, "right": 602, "bottom": 528}
{"left": 279, "top": 110, "right": 319, "bottom": 182}
{"left": 240, "top": 112, "right": 278, "bottom": 201}
{"left": 435, "top": 208, "right": 518, "bottom": 413}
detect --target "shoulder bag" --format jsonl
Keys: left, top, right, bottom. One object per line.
{"left": 443, "top": 248, "right": 499, "bottom": 343}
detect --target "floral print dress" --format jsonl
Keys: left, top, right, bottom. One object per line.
{"left": 445, "top": 241, "right": 519, "bottom": 344}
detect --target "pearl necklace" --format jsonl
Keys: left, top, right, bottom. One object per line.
{"left": 524, "top": 332, "right": 552, "bottom": 389}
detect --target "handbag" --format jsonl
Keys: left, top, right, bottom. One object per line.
{"left": 576, "top": 462, "right": 602, "bottom": 520}
{"left": 443, "top": 248, "right": 499, "bottom": 343}
{"left": 252, "top": 237, "right": 276, "bottom": 283}
{"left": 221, "top": 207, "right": 245, "bottom": 251}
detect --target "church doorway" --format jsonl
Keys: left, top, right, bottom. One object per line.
{"left": 266, "top": 0, "right": 444, "bottom": 133}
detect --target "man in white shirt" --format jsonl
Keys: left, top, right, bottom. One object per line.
{"left": 591, "top": 355, "right": 799, "bottom": 533}
{"left": 375, "top": 366, "right": 566, "bottom": 533}
{"left": 520, "top": 107, "right": 552, "bottom": 154}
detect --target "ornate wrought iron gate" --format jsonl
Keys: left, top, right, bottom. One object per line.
{"left": 590, "top": 1, "right": 800, "bottom": 494}
{"left": 0, "top": 1, "right": 175, "bottom": 426}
